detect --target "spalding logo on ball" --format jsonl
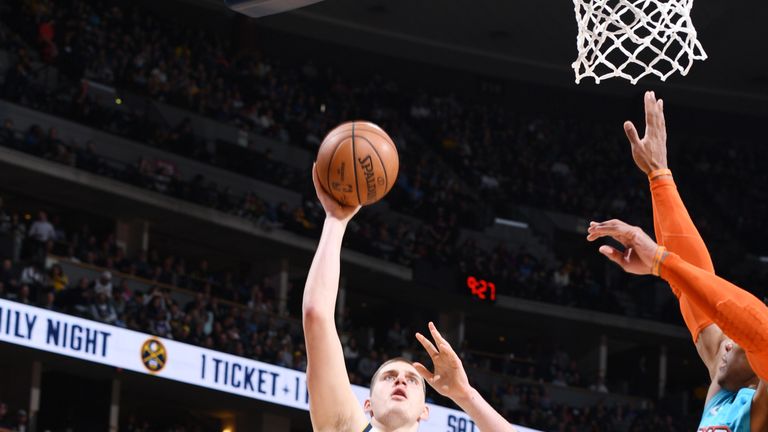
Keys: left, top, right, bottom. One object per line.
{"left": 316, "top": 121, "right": 399, "bottom": 206}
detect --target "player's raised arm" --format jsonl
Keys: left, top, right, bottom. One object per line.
{"left": 587, "top": 220, "right": 768, "bottom": 382}
{"left": 302, "top": 165, "right": 366, "bottom": 432}
{"left": 624, "top": 91, "right": 723, "bottom": 380}
{"left": 414, "top": 322, "right": 517, "bottom": 432}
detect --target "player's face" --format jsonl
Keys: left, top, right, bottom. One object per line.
{"left": 365, "top": 361, "right": 428, "bottom": 426}
{"left": 716, "top": 339, "right": 757, "bottom": 391}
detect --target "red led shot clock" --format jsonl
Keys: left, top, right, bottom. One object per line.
{"left": 466, "top": 276, "right": 496, "bottom": 302}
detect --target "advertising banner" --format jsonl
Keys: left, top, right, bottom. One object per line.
{"left": 0, "top": 299, "right": 538, "bottom": 431}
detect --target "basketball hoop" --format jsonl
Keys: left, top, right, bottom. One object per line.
{"left": 572, "top": 0, "right": 707, "bottom": 84}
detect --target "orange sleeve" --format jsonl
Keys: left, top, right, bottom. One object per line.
{"left": 650, "top": 174, "right": 714, "bottom": 341}
{"left": 651, "top": 175, "right": 714, "bottom": 271}
{"left": 650, "top": 177, "right": 664, "bottom": 244}
{"left": 661, "top": 252, "right": 768, "bottom": 381}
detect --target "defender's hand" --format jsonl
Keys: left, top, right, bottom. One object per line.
{"left": 587, "top": 220, "right": 660, "bottom": 275}
{"left": 624, "top": 91, "right": 668, "bottom": 175}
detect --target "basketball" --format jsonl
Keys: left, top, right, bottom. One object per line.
{"left": 315, "top": 121, "right": 399, "bottom": 207}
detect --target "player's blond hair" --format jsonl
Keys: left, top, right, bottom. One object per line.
{"left": 369, "top": 357, "right": 427, "bottom": 394}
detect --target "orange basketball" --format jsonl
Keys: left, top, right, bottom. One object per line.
{"left": 316, "top": 121, "right": 399, "bottom": 207}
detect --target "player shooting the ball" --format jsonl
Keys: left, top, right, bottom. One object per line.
{"left": 302, "top": 164, "right": 516, "bottom": 432}
{"left": 587, "top": 91, "right": 768, "bottom": 431}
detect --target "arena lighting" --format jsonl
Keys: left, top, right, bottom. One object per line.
{"left": 494, "top": 217, "right": 529, "bottom": 229}
{"left": 224, "top": 0, "right": 324, "bottom": 17}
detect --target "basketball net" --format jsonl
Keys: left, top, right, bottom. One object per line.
{"left": 572, "top": 0, "right": 707, "bottom": 84}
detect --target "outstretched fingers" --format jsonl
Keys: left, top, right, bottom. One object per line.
{"left": 587, "top": 220, "right": 631, "bottom": 244}
{"left": 588, "top": 219, "right": 630, "bottom": 230}
{"left": 416, "top": 331, "right": 439, "bottom": 359}
{"left": 657, "top": 98, "right": 666, "bottom": 132}
{"left": 412, "top": 362, "right": 435, "bottom": 382}
{"left": 646, "top": 91, "right": 669, "bottom": 140}
{"left": 645, "top": 91, "right": 662, "bottom": 132}
{"left": 428, "top": 322, "right": 455, "bottom": 354}
{"left": 623, "top": 121, "right": 641, "bottom": 148}
{"left": 589, "top": 220, "right": 659, "bottom": 276}
{"left": 644, "top": 91, "right": 655, "bottom": 133}
{"left": 599, "top": 245, "right": 629, "bottom": 264}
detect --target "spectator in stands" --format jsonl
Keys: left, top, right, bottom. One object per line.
{"left": 74, "top": 141, "right": 102, "bottom": 173}
{"left": 276, "top": 344, "right": 293, "bottom": 368}
{"left": 16, "top": 283, "right": 31, "bottom": 305}
{"left": 19, "top": 264, "right": 44, "bottom": 294}
{"left": 0, "top": 259, "right": 17, "bottom": 290}
{"left": 356, "top": 349, "right": 379, "bottom": 381}
{"left": 90, "top": 292, "right": 117, "bottom": 325}
{"left": 49, "top": 215, "right": 67, "bottom": 243}
{"left": 0, "top": 281, "right": 5, "bottom": 300}
{"left": 2, "top": 55, "right": 32, "bottom": 103}
{"left": 132, "top": 250, "right": 151, "bottom": 277}
{"left": 48, "top": 264, "right": 69, "bottom": 293}
{"left": 93, "top": 270, "right": 113, "bottom": 297}
{"left": 112, "top": 247, "right": 130, "bottom": 273}
{"left": 0, "top": 197, "right": 10, "bottom": 233}
{"left": 70, "top": 276, "right": 94, "bottom": 316}
{"left": 552, "top": 263, "right": 571, "bottom": 289}
{"left": 293, "top": 350, "right": 308, "bottom": 371}
{"left": 565, "top": 360, "right": 583, "bottom": 387}
{"left": 111, "top": 284, "right": 128, "bottom": 327}
{"left": 124, "top": 290, "right": 145, "bottom": 330}
{"left": 343, "top": 337, "right": 360, "bottom": 371}
{"left": 27, "top": 211, "right": 55, "bottom": 243}
{"left": 20, "top": 125, "right": 41, "bottom": 155}
{"left": 192, "top": 259, "right": 211, "bottom": 285}
{"left": 9, "top": 213, "right": 25, "bottom": 262}
{"left": 500, "top": 383, "right": 521, "bottom": 415}
{"left": 27, "top": 211, "right": 55, "bottom": 261}
{"left": 13, "top": 409, "right": 27, "bottom": 432}
{"left": 40, "top": 291, "right": 57, "bottom": 311}
{"left": 148, "top": 306, "right": 173, "bottom": 339}
{"left": 0, "top": 401, "right": 12, "bottom": 432}
{"left": 386, "top": 320, "right": 408, "bottom": 353}
{"left": 0, "top": 119, "right": 19, "bottom": 147}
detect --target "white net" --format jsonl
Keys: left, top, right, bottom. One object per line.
{"left": 572, "top": 0, "right": 707, "bottom": 84}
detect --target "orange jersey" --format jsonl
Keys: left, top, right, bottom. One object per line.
{"left": 661, "top": 252, "right": 768, "bottom": 381}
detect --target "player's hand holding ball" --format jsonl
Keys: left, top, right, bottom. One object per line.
{"left": 315, "top": 121, "right": 399, "bottom": 212}
{"left": 312, "top": 163, "right": 360, "bottom": 223}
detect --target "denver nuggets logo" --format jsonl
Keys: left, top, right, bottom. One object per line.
{"left": 141, "top": 339, "right": 167, "bottom": 373}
